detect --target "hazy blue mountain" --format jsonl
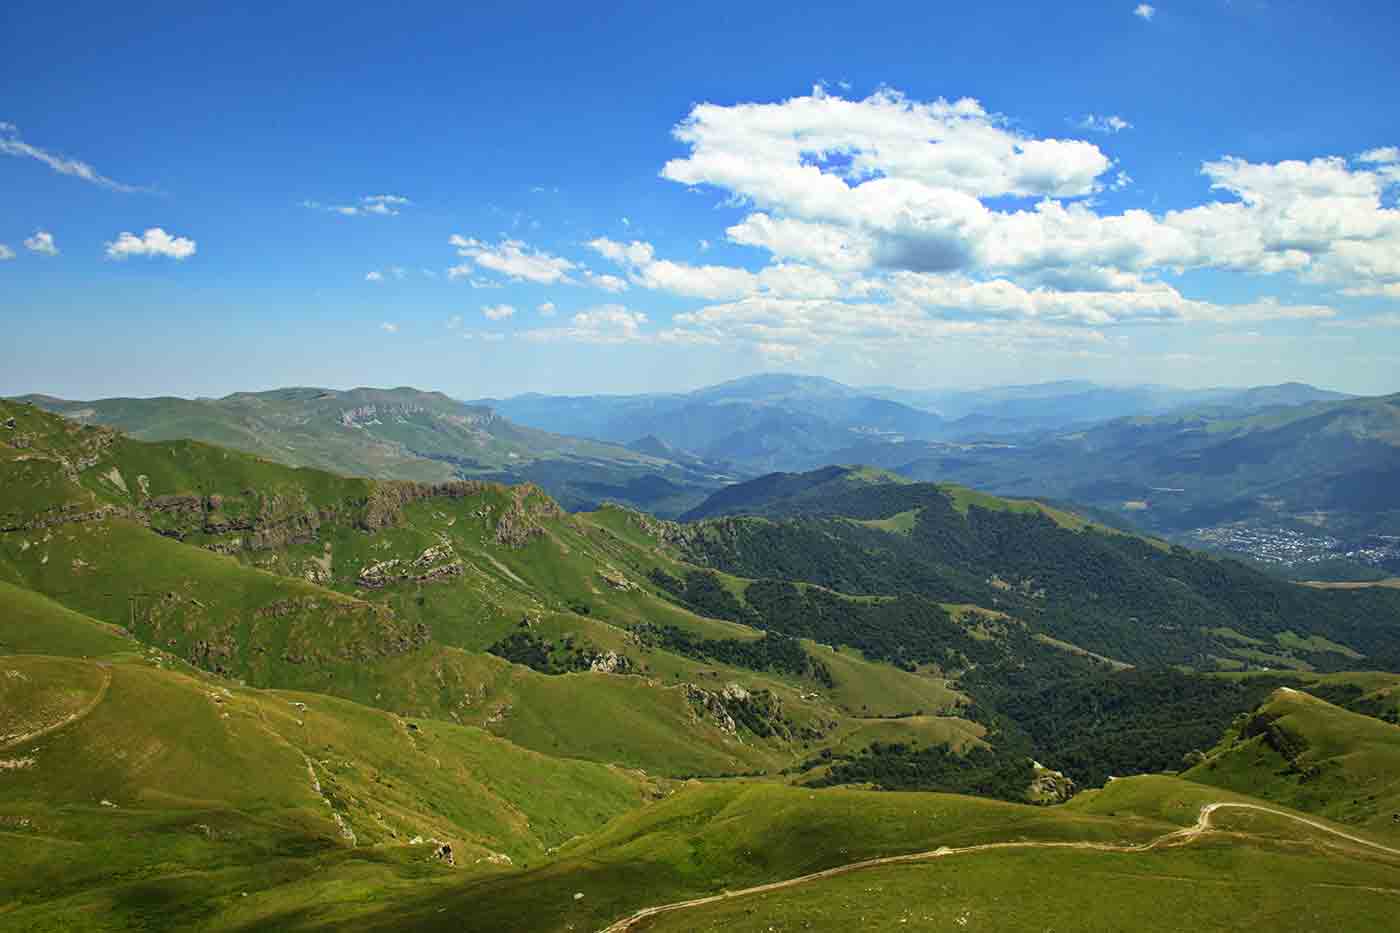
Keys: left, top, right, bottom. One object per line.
{"left": 18, "top": 387, "right": 742, "bottom": 516}
{"left": 478, "top": 374, "right": 1348, "bottom": 472}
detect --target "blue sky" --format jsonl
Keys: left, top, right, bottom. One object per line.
{"left": 3, "top": 0, "right": 1399, "bottom": 399}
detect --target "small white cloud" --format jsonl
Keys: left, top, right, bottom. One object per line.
{"left": 0, "top": 244, "right": 14, "bottom": 260}
{"left": 24, "top": 231, "right": 58, "bottom": 256}
{"left": 1111, "top": 170, "right": 1133, "bottom": 190}
{"left": 105, "top": 227, "right": 196, "bottom": 260}
{"left": 366, "top": 271, "right": 384, "bottom": 282}
{"left": 380, "top": 322, "right": 399, "bottom": 333}
{"left": 449, "top": 235, "right": 576, "bottom": 284}
{"left": 1078, "top": 114, "right": 1132, "bottom": 134}
{"left": 1357, "top": 147, "right": 1399, "bottom": 165}
{"left": 537, "top": 301, "right": 557, "bottom": 317}
{"left": 482, "top": 303, "right": 517, "bottom": 320}
{"left": 1134, "top": 3, "right": 1155, "bottom": 20}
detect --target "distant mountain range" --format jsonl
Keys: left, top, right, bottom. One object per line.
{"left": 17, "top": 377, "right": 1389, "bottom": 572}
{"left": 475, "top": 373, "right": 1351, "bottom": 472}
{"left": 17, "top": 387, "right": 742, "bottom": 516}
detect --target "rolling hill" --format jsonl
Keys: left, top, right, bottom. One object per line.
{"left": 4, "top": 399, "right": 1400, "bottom": 931}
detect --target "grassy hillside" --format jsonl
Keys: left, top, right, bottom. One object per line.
{"left": 6, "top": 399, "right": 1400, "bottom": 932}
{"left": 0, "top": 654, "right": 654, "bottom": 932}
{"left": 0, "top": 399, "right": 980, "bottom": 779}
{"left": 1185, "top": 687, "right": 1400, "bottom": 844}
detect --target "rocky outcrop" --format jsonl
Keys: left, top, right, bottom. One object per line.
{"left": 356, "top": 546, "right": 463, "bottom": 588}
{"left": 493, "top": 484, "right": 564, "bottom": 548}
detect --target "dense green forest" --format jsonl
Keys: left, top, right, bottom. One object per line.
{"left": 810, "top": 741, "right": 1035, "bottom": 801}
{"left": 674, "top": 485, "right": 1400, "bottom": 671}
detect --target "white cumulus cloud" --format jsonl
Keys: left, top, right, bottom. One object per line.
{"left": 24, "top": 231, "right": 58, "bottom": 256}
{"left": 105, "top": 228, "right": 196, "bottom": 260}
{"left": 482, "top": 303, "right": 517, "bottom": 320}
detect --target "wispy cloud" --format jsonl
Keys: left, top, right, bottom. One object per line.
{"left": 482, "top": 303, "right": 517, "bottom": 320}
{"left": 380, "top": 322, "right": 399, "bottom": 333}
{"left": 303, "top": 194, "right": 411, "bottom": 217}
{"left": 449, "top": 236, "right": 575, "bottom": 284}
{"left": 0, "top": 123, "right": 145, "bottom": 192}
{"left": 1077, "top": 114, "right": 1132, "bottom": 134}
{"left": 366, "top": 271, "right": 384, "bottom": 282}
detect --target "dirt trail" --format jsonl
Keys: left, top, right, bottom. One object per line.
{"left": 0, "top": 663, "right": 112, "bottom": 751}
{"left": 598, "top": 802, "right": 1400, "bottom": 932}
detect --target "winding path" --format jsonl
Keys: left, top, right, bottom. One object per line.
{"left": 598, "top": 802, "right": 1400, "bottom": 932}
{"left": 0, "top": 663, "right": 112, "bottom": 751}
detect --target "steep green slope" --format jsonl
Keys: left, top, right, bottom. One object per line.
{"left": 1185, "top": 687, "right": 1400, "bottom": 844}
{"left": 0, "top": 399, "right": 976, "bottom": 779}
{"left": 0, "top": 654, "right": 654, "bottom": 932}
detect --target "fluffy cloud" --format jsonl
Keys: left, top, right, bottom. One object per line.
{"left": 0, "top": 123, "right": 142, "bottom": 192}
{"left": 582, "top": 270, "right": 630, "bottom": 293}
{"left": 588, "top": 236, "right": 854, "bottom": 300}
{"left": 0, "top": 244, "right": 14, "bottom": 261}
{"left": 522, "top": 304, "right": 649, "bottom": 343}
{"left": 657, "top": 88, "right": 1400, "bottom": 308}
{"left": 442, "top": 88, "right": 1396, "bottom": 363}
{"left": 105, "top": 228, "right": 196, "bottom": 260}
{"left": 663, "top": 87, "right": 1113, "bottom": 209}
{"left": 450, "top": 235, "right": 574, "bottom": 284}
{"left": 482, "top": 303, "right": 517, "bottom": 320}
{"left": 24, "top": 231, "right": 58, "bottom": 256}
{"left": 303, "top": 194, "right": 410, "bottom": 216}
{"left": 1134, "top": 4, "right": 1156, "bottom": 21}
{"left": 1358, "top": 147, "right": 1399, "bottom": 165}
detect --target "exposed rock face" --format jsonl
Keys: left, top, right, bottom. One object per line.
{"left": 685, "top": 684, "right": 739, "bottom": 735}
{"left": 492, "top": 484, "right": 564, "bottom": 548}
{"left": 684, "top": 682, "right": 792, "bottom": 741}
{"left": 1027, "top": 761, "right": 1076, "bottom": 804}
{"left": 597, "top": 568, "right": 638, "bottom": 592}
{"left": 356, "top": 546, "right": 463, "bottom": 588}
{"left": 588, "top": 651, "right": 631, "bottom": 674}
